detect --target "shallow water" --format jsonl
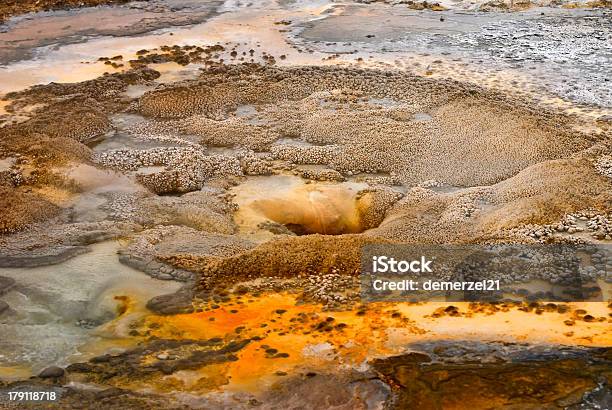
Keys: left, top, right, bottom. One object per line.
{"left": 231, "top": 175, "right": 368, "bottom": 239}
{"left": 0, "top": 0, "right": 608, "bottom": 121}
{"left": 0, "top": 2, "right": 609, "bottom": 407}
{"left": 0, "top": 241, "right": 180, "bottom": 377}
{"left": 139, "top": 292, "right": 611, "bottom": 394}
{"left": 294, "top": 5, "right": 612, "bottom": 109}
{"left": 0, "top": 0, "right": 329, "bottom": 94}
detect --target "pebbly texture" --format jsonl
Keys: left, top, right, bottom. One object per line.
{"left": 119, "top": 225, "right": 254, "bottom": 281}
{"left": 0, "top": 5, "right": 610, "bottom": 410}
{"left": 0, "top": 188, "right": 60, "bottom": 234}
{"left": 0, "top": 0, "right": 132, "bottom": 23}
{"left": 66, "top": 337, "right": 251, "bottom": 382}
{"left": 168, "top": 234, "right": 391, "bottom": 295}
{"left": 95, "top": 147, "right": 243, "bottom": 194}
{"left": 135, "top": 64, "right": 595, "bottom": 188}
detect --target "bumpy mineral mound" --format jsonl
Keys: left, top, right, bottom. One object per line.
{"left": 1, "top": 62, "right": 610, "bottom": 297}
{"left": 136, "top": 65, "right": 592, "bottom": 187}
{"left": 0, "top": 41, "right": 610, "bottom": 409}
{"left": 99, "top": 64, "right": 607, "bottom": 299}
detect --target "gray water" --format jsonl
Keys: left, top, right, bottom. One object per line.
{"left": 0, "top": 241, "right": 180, "bottom": 377}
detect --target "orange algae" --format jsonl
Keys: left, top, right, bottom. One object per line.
{"left": 141, "top": 294, "right": 402, "bottom": 392}
{"left": 136, "top": 293, "right": 611, "bottom": 393}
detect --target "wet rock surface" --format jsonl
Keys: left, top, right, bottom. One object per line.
{"left": 0, "top": 0, "right": 130, "bottom": 23}
{"left": 0, "top": 275, "right": 15, "bottom": 295}
{"left": 0, "top": 300, "right": 9, "bottom": 315}
{"left": 67, "top": 337, "right": 251, "bottom": 380}
{"left": 0, "top": 1, "right": 225, "bottom": 64}
{"left": 0, "top": 221, "right": 138, "bottom": 267}
{"left": 38, "top": 366, "right": 65, "bottom": 379}
{"left": 372, "top": 344, "right": 612, "bottom": 409}
{"left": 2, "top": 342, "right": 608, "bottom": 409}
{"left": 146, "top": 285, "right": 195, "bottom": 314}
{"left": 119, "top": 223, "right": 248, "bottom": 273}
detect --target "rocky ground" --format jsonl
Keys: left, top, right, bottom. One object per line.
{"left": 0, "top": 0, "right": 132, "bottom": 23}
{"left": 1, "top": 342, "right": 609, "bottom": 409}
{"left": 0, "top": 0, "right": 610, "bottom": 409}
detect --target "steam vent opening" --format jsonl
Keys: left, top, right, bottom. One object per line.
{"left": 231, "top": 175, "right": 372, "bottom": 236}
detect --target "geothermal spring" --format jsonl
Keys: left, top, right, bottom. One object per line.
{"left": 0, "top": 0, "right": 611, "bottom": 408}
